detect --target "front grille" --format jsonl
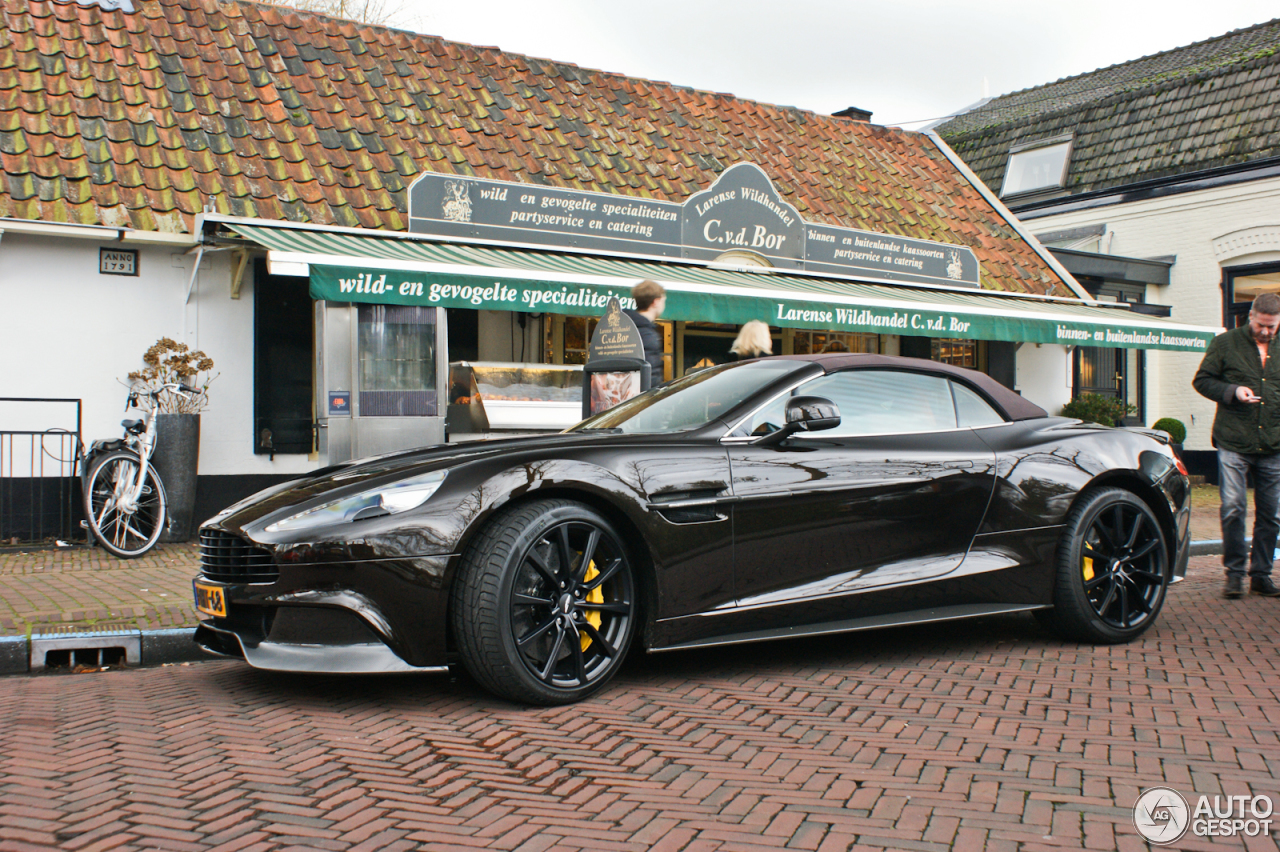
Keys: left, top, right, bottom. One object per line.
{"left": 200, "top": 529, "right": 278, "bottom": 583}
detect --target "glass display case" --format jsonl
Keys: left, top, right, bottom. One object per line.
{"left": 447, "top": 362, "right": 584, "bottom": 439}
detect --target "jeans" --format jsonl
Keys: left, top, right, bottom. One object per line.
{"left": 1219, "top": 448, "right": 1280, "bottom": 578}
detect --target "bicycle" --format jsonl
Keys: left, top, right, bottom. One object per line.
{"left": 81, "top": 383, "right": 197, "bottom": 558}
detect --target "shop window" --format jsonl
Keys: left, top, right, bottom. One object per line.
{"left": 357, "top": 305, "right": 438, "bottom": 416}
{"left": 1224, "top": 262, "right": 1280, "bottom": 328}
{"left": 1001, "top": 138, "right": 1072, "bottom": 197}
{"left": 791, "top": 330, "right": 879, "bottom": 356}
{"left": 681, "top": 323, "right": 777, "bottom": 372}
{"left": 931, "top": 338, "right": 983, "bottom": 369}
{"left": 253, "top": 262, "right": 314, "bottom": 455}
{"left": 546, "top": 314, "right": 599, "bottom": 365}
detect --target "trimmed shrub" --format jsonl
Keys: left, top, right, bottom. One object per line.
{"left": 1060, "top": 394, "right": 1137, "bottom": 428}
{"left": 1151, "top": 417, "right": 1186, "bottom": 444}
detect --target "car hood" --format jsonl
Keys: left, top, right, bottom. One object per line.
{"left": 205, "top": 431, "right": 674, "bottom": 531}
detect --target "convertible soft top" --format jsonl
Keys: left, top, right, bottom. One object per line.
{"left": 772, "top": 353, "right": 1050, "bottom": 422}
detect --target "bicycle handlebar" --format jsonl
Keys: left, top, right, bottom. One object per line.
{"left": 126, "top": 383, "right": 201, "bottom": 409}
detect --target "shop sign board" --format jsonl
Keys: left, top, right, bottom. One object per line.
{"left": 308, "top": 264, "right": 1214, "bottom": 352}
{"left": 408, "top": 163, "right": 980, "bottom": 289}
{"left": 584, "top": 298, "right": 649, "bottom": 416}
{"left": 586, "top": 298, "right": 646, "bottom": 363}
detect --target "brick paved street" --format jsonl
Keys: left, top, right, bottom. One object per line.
{"left": 0, "top": 544, "right": 201, "bottom": 638}
{"left": 2, "top": 554, "right": 1279, "bottom": 851}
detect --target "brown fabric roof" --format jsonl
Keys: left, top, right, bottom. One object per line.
{"left": 0, "top": 0, "right": 1074, "bottom": 296}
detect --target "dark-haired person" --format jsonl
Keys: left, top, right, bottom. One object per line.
{"left": 1193, "top": 291, "right": 1280, "bottom": 598}
{"left": 623, "top": 279, "right": 666, "bottom": 386}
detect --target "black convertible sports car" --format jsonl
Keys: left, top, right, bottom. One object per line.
{"left": 194, "top": 353, "right": 1190, "bottom": 704}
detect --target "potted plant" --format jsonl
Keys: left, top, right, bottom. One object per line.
{"left": 127, "top": 338, "right": 215, "bottom": 542}
{"left": 1059, "top": 393, "right": 1137, "bottom": 428}
{"left": 1151, "top": 417, "right": 1187, "bottom": 458}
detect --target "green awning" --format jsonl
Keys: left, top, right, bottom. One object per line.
{"left": 226, "top": 222, "right": 1219, "bottom": 353}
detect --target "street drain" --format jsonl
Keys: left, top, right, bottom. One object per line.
{"left": 29, "top": 626, "right": 141, "bottom": 672}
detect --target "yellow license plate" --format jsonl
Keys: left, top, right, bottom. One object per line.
{"left": 193, "top": 581, "right": 227, "bottom": 618}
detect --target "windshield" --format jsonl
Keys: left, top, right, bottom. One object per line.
{"left": 569, "top": 361, "right": 809, "bottom": 434}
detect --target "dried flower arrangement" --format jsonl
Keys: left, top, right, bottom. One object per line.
{"left": 126, "top": 337, "right": 217, "bottom": 413}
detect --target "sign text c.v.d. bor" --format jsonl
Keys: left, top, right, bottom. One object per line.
{"left": 408, "top": 162, "right": 981, "bottom": 289}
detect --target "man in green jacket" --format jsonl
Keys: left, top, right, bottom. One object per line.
{"left": 1193, "top": 291, "right": 1280, "bottom": 598}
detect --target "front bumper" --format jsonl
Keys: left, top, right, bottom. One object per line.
{"left": 194, "top": 618, "right": 446, "bottom": 674}
{"left": 192, "top": 545, "right": 458, "bottom": 673}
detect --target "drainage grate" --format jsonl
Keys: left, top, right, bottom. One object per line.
{"left": 29, "top": 625, "right": 141, "bottom": 671}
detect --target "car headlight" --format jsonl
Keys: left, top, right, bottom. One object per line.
{"left": 264, "top": 470, "right": 448, "bottom": 533}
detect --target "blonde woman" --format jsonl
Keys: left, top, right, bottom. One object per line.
{"left": 729, "top": 320, "right": 773, "bottom": 361}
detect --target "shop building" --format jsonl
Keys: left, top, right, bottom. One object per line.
{"left": 0, "top": 0, "right": 1216, "bottom": 522}
{"left": 935, "top": 18, "right": 1280, "bottom": 477}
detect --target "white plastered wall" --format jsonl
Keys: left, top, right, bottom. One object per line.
{"left": 0, "top": 233, "right": 314, "bottom": 477}
{"left": 1018, "top": 174, "right": 1280, "bottom": 450}
{"left": 1015, "top": 343, "right": 1073, "bottom": 415}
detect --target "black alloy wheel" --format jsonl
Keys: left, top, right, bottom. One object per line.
{"left": 452, "top": 499, "right": 637, "bottom": 705}
{"left": 1037, "top": 487, "right": 1169, "bottom": 643}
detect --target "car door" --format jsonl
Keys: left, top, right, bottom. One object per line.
{"left": 725, "top": 368, "right": 998, "bottom": 614}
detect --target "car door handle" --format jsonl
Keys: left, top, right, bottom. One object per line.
{"left": 944, "top": 461, "right": 974, "bottom": 470}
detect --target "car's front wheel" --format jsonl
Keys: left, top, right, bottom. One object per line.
{"left": 1037, "top": 487, "right": 1170, "bottom": 643}
{"left": 451, "top": 499, "right": 637, "bottom": 704}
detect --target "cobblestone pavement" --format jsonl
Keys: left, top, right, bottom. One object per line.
{"left": 2, "top": 554, "right": 1279, "bottom": 851}
{"left": 0, "top": 543, "right": 200, "bottom": 637}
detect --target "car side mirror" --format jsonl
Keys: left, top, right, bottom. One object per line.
{"left": 786, "top": 396, "right": 841, "bottom": 432}
{"left": 755, "top": 396, "right": 841, "bottom": 445}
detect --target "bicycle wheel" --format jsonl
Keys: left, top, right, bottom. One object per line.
{"left": 84, "top": 450, "right": 168, "bottom": 558}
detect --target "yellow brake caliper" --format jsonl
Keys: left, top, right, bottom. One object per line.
{"left": 1082, "top": 556, "right": 1094, "bottom": 582}
{"left": 580, "top": 562, "right": 603, "bottom": 650}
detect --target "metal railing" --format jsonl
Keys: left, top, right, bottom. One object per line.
{"left": 0, "top": 398, "right": 83, "bottom": 545}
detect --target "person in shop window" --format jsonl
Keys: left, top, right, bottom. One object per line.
{"left": 1193, "top": 291, "right": 1280, "bottom": 599}
{"left": 623, "top": 280, "right": 667, "bottom": 386}
{"left": 728, "top": 320, "right": 773, "bottom": 361}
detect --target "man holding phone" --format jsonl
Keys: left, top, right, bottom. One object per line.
{"left": 1194, "top": 292, "right": 1280, "bottom": 598}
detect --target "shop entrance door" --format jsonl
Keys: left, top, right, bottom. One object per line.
{"left": 1075, "top": 346, "right": 1123, "bottom": 400}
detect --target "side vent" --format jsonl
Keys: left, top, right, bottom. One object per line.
{"left": 647, "top": 488, "right": 730, "bottom": 525}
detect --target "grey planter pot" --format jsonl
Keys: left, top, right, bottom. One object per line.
{"left": 152, "top": 413, "right": 200, "bottom": 542}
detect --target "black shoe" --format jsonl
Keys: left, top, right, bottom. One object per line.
{"left": 1225, "top": 576, "right": 1244, "bottom": 598}
{"left": 1251, "top": 576, "right": 1280, "bottom": 597}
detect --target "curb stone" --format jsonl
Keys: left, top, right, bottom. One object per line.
{"left": 142, "top": 627, "right": 206, "bottom": 665}
{"left": 1188, "top": 539, "right": 1280, "bottom": 557}
{"left": 0, "top": 635, "right": 27, "bottom": 675}
{"left": 1, "top": 627, "right": 206, "bottom": 676}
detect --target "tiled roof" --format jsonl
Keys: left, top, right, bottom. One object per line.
{"left": 936, "top": 18, "right": 1280, "bottom": 197}
{"left": 0, "top": 0, "right": 1072, "bottom": 297}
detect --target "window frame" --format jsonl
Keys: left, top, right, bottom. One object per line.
{"left": 1000, "top": 134, "right": 1074, "bottom": 198}
{"left": 723, "top": 369, "right": 1008, "bottom": 441}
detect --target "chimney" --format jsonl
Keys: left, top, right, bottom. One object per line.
{"left": 834, "top": 106, "right": 873, "bottom": 122}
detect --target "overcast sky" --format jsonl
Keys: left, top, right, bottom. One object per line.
{"left": 394, "top": 0, "right": 1278, "bottom": 128}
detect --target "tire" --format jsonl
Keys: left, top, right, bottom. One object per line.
{"left": 451, "top": 499, "right": 637, "bottom": 705}
{"left": 83, "top": 450, "right": 167, "bottom": 558}
{"left": 1036, "top": 487, "right": 1169, "bottom": 643}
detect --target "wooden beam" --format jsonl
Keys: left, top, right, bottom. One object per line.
{"left": 230, "top": 249, "right": 249, "bottom": 299}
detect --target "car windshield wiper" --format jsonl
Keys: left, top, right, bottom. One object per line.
{"left": 576, "top": 427, "right": 624, "bottom": 433}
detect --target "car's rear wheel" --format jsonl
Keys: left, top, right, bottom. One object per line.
{"left": 1037, "top": 487, "right": 1169, "bottom": 643}
{"left": 451, "top": 499, "right": 637, "bottom": 704}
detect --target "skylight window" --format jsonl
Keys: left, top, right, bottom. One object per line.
{"left": 1001, "top": 139, "right": 1072, "bottom": 196}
